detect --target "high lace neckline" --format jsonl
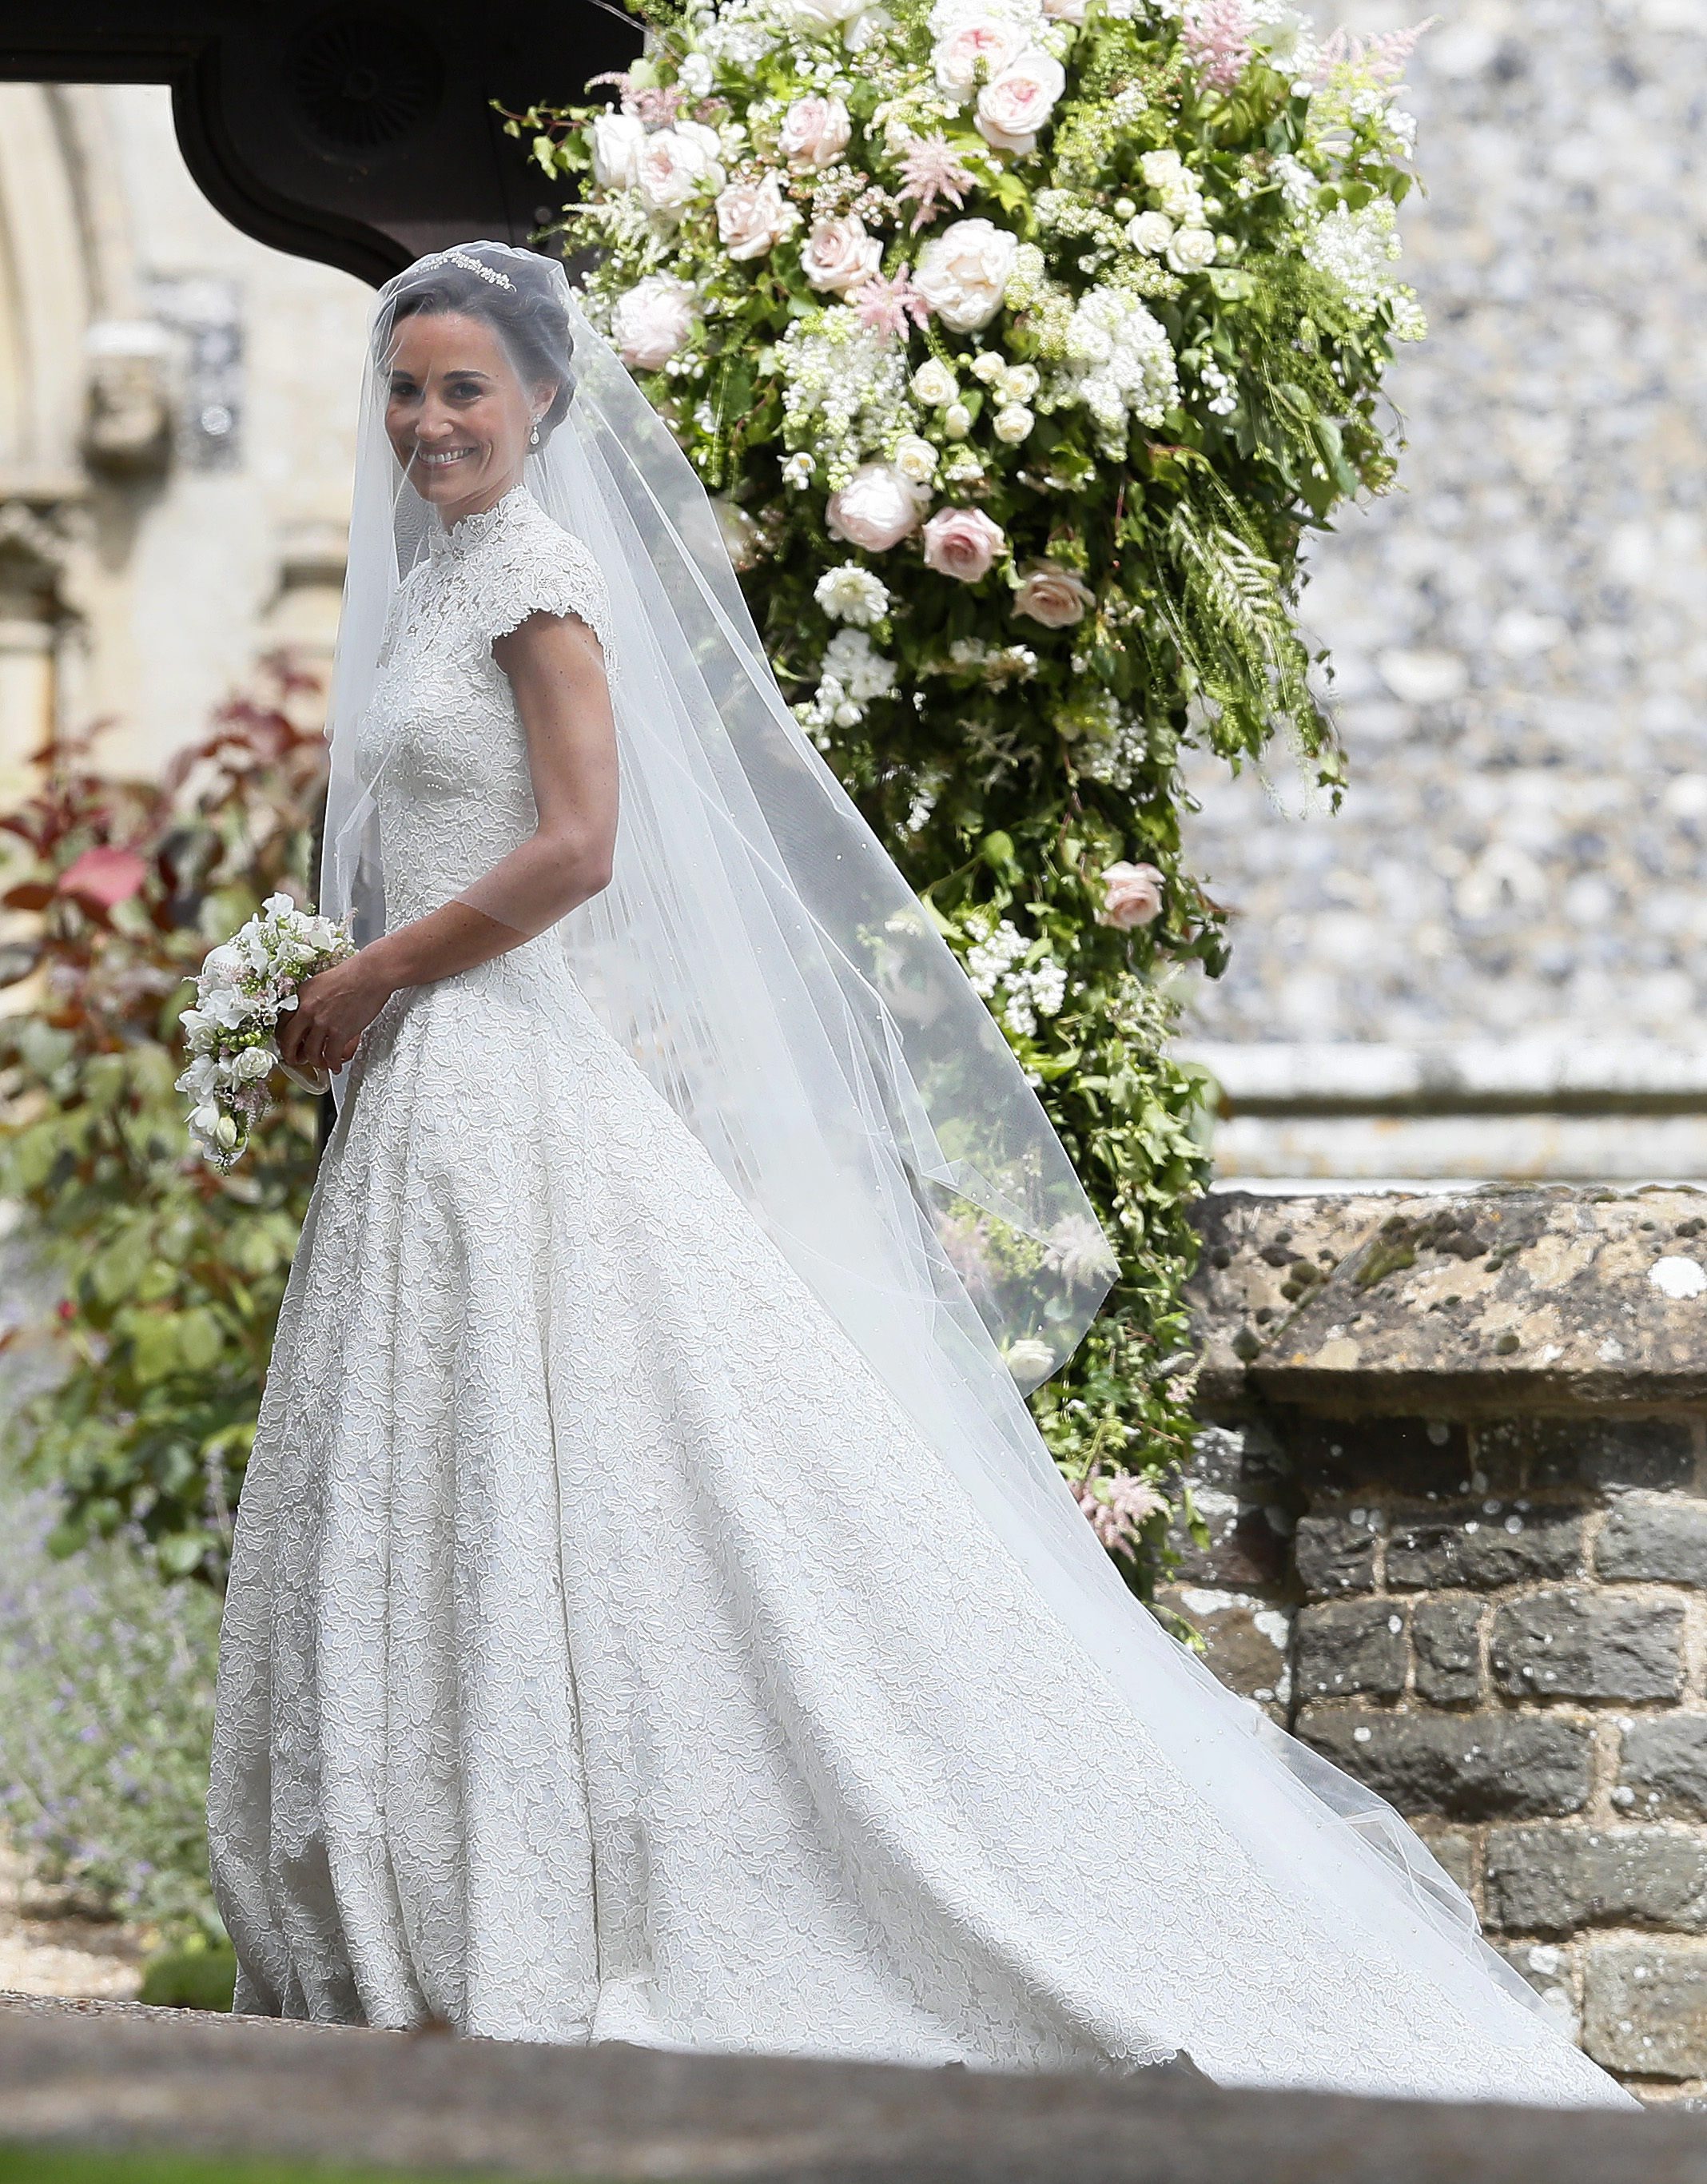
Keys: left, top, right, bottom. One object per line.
{"left": 428, "top": 481, "right": 531, "bottom": 563}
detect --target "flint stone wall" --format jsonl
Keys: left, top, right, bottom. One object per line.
{"left": 1179, "top": 1183, "right": 1707, "bottom": 2094}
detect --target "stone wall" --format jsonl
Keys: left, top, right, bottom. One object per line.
{"left": 1180, "top": 1183, "right": 1707, "bottom": 2094}
{"left": 1170, "top": 0, "right": 1707, "bottom": 1180}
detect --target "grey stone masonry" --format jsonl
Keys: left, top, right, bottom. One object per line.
{"left": 1184, "top": 1186, "right": 1707, "bottom": 2095}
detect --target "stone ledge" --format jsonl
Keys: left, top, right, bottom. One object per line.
{"left": 1189, "top": 1187, "right": 1707, "bottom": 1413}
{"left": 0, "top": 1994, "right": 1678, "bottom": 2178}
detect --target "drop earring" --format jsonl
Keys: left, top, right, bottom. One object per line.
{"left": 529, "top": 420, "right": 541, "bottom": 448}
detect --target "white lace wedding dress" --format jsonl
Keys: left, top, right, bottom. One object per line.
{"left": 208, "top": 487, "right": 1627, "bottom": 2106}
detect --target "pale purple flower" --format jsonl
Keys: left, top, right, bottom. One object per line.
{"left": 895, "top": 136, "right": 977, "bottom": 233}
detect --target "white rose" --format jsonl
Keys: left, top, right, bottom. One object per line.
{"left": 591, "top": 112, "right": 647, "bottom": 189}
{"left": 778, "top": 94, "right": 853, "bottom": 169}
{"left": 1127, "top": 210, "right": 1174, "bottom": 255}
{"left": 1005, "top": 1335, "right": 1056, "bottom": 1382}
{"left": 716, "top": 175, "right": 798, "bottom": 261}
{"left": 1140, "top": 149, "right": 1184, "bottom": 189}
{"left": 910, "top": 358, "right": 959, "bottom": 406}
{"left": 892, "top": 433, "right": 940, "bottom": 491}
{"left": 997, "top": 361, "right": 1039, "bottom": 401}
{"left": 637, "top": 127, "right": 722, "bottom": 217}
{"left": 787, "top": 0, "right": 870, "bottom": 33}
{"left": 1042, "top": 0, "right": 1085, "bottom": 18}
{"left": 233, "top": 1044, "right": 273, "bottom": 1082}
{"left": 611, "top": 275, "right": 699, "bottom": 371}
{"left": 1166, "top": 224, "right": 1219, "bottom": 274}
{"left": 802, "top": 213, "right": 883, "bottom": 293}
{"left": 993, "top": 402, "right": 1033, "bottom": 442}
{"left": 975, "top": 50, "right": 1065, "bottom": 156}
{"left": 942, "top": 400, "right": 973, "bottom": 438}
{"left": 933, "top": 14, "right": 1028, "bottom": 100}
{"left": 913, "top": 217, "right": 1019, "bottom": 332}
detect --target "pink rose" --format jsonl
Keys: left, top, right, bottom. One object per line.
{"left": 57, "top": 844, "right": 148, "bottom": 910}
{"left": 826, "top": 464, "right": 921, "bottom": 552}
{"left": 921, "top": 506, "right": 1006, "bottom": 583}
{"left": 778, "top": 94, "right": 853, "bottom": 169}
{"left": 913, "top": 217, "right": 1018, "bottom": 332}
{"left": 1096, "top": 861, "right": 1165, "bottom": 930}
{"left": 636, "top": 125, "right": 723, "bottom": 218}
{"left": 975, "top": 50, "right": 1066, "bottom": 156}
{"left": 715, "top": 175, "right": 798, "bottom": 261}
{"left": 933, "top": 16, "right": 1029, "bottom": 99}
{"left": 802, "top": 213, "right": 883, "bottom": 293}
{"left": 1013, "top": 559, "right": 1094, "bottom": 627}
{"left": 611, "top": 275, "right": 699, "bottom": 372}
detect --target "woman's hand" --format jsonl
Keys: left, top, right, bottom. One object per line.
{"left": 277, "top": 952, "right": 396, "bottom": 1077}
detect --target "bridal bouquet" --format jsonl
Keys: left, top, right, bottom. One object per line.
{"left": 177, "top": 896, "right": 354, "bottom": 1171}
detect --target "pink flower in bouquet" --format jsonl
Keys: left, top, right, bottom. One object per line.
{"left": 1180, "top": 0, "right": 1254, "bottom": 89}
{"left": 850, "top": 267, "right": 930, "bottom": 340}
{"left": 933, "top": 15, "right": 1029, "bottom": 100}
{"left": 896, "top": 135, "right": 977, "bottom": 232}
{"left": 913, "top": 217, "right": 1017, "bottom": 332}
{"left": 802, "top": 213, "right": 883, "bottom": 294}
{"left": 974, "top": 50, "right": 1066, "bottom": 156}
{"left": 1012, "top": 560, "right": 1094, "bottom": 627}
{"left": 826, "top": 465, "right": 921, "bottom": 551}
{"left": 921, "top": 507, "right": 1006, "bottom": 583}
{"left": 1076, "top": 1469, "right": 1168, "bottom": 1557}
{"left": 57, "top": 844, "right": 148, "bottom": 910}
{"left": 778, "top": 93, "right": 853, "bottom": 169}
{"left": 1096, "top": 861, "right": 1165, "bottom": 930}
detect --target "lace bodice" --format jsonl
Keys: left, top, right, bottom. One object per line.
{"left": 356, "top": 484, "right": 617, "bottom": 933}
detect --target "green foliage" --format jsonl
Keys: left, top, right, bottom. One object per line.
{"left": 0, "top": 666, "right": 328, "bottom": 1585}
{"left": 137, "top": 1931, "right": 239, "bottom": 2009}
{"left": 0, "top": 1460, "right": 225, "bottom": 1943}
{"left": 511, "top": 0, "right": 1423, "bottom": 1587}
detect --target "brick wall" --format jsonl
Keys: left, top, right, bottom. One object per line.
{"left": 1182, "top": 1187, "right": 1707, "bottom": 2094}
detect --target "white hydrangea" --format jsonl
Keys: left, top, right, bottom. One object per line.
{"left": 1053, "top": 286, "right": 1179, "bottom": 449}
{"left": 780, "top": 308, "right": 913, "bottom": 487}
{"left": 1302, "top": 199, "right": 1406, "bottom": 320}
{"left": 964, "top": 917, "right": 1067, "bottom": 1040}
{"left": 815, "top": 563, "right": 891, "bottom": 625}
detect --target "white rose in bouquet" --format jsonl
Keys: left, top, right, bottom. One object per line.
{"left": 1166, "top": 224, "right": 1219, "bottom": 274}
{"left": 914, "top": 218, "right": 1019, "bottom": 331}
{"left": 611, "top": 276, "right": 700, "bottom": 371}
{"left": 591, "top": 110, "right": 646, "bottom": 190}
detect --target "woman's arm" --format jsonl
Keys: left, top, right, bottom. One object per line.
{"left": 279, "top": 611, "right": 618, "bottom": 1076}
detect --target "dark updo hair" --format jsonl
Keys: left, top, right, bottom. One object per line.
{"left": 380, "top": 245, "right": 575, "bottom": 442}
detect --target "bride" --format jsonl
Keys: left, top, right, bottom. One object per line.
{"left": 207, "top": 241, "right": 1628, "bottom": 2107}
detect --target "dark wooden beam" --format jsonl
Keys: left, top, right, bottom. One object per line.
{"left": 0, "top": 1, "right": 639, "bottom": 285}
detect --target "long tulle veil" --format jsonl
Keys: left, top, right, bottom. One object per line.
{"left": 319, "top": 239, "right": 1581, "bottom": 2060}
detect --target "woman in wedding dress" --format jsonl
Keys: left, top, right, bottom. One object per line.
{"left": 207, "top": 242, "right": 1630, "bottom": 2107}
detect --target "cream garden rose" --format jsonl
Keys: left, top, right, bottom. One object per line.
{"left": 933, "top": 14, "right": 1029, "bottom": 100}
{"left": 1013, "top": 559, "right": 1095, "bottom": 627}
{"left": 921, "top": 506, "right": 1006, "bottom": 582}
{"left": 1167, "top": 224, "right": 1219, "bottom": 274}
{"left": 778, "top": 93, "right": 853, "bottom": 169}
{"left": 611, "top": 276, "right": 700, "bottom": 372}
{"left": 913, "top": 218, "right": 1019, "bottom": 332}
{"left": 716, "top": 175, "right": 798, "bottom": 261}
{"left": 975, "top": 50, "right": 1066, "bottom": 156}
{"left": 802, "top": 213, "right": 884, "bottom": 293}
{"left": 826, "top": 463, "right": 921, "bottom": 551}
{"left": 637, "top": 125, "right": 725, "bottom": 218}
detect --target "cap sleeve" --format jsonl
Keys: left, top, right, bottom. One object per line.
{"left": 470, "top": 518, "right": 619, "bottom": 682}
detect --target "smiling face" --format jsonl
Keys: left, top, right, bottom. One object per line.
{"left": 382, "top": 311, "right": 558, "bottom": 523}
